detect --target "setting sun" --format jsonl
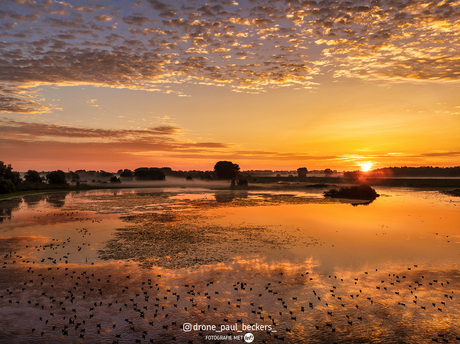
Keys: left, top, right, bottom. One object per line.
{"left": 360, "top": 162, "right": 373, "bottom": 172}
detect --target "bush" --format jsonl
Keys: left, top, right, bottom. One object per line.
{"left": 324, "top": 184, "right": 379, "bottom": 200}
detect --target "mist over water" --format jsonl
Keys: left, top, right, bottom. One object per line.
{"left": 1, "top": 186, "right": 459, "bottom": 343}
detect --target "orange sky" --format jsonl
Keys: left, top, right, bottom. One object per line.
{"left": 1, "top": 0, "right": 459, "bottom": 172}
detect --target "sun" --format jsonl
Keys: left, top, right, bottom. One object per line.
{"left": 360, "top": 161, "right": 373, "bottom": 172}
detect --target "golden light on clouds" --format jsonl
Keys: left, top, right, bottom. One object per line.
{"left": 0, "top": 0, "right": 459, "bottom": 171}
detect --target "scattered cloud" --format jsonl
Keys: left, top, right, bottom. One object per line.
{"left": 0, "top": 118, "right": 181, "bottom": 140}
{"left": 1, "top": 0, "right": 460, "bottom": 113}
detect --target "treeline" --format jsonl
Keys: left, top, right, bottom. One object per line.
{"left": 0, "top": 162, "right": 172, "bottom": 194}
{"left": 0, "top": 162, "right": 181, "bottom": 195}
{"left": 0, "top": 160, "right": 241, "bottom": 195}
{"left": 1, "top": 162, "right": 70, "bottom": 194}
{"left": 344, "top": 166, "right": 460, "bottom": 179}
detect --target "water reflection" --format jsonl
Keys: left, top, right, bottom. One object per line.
{"left": 22, "top": 194, "right": 44, "bottom": 208}
{"left": 214, "top": 191, "right": 248, "bottom": 203}
{"left": 0, "top": 192, "right": 71, "bottom": 224}
{"left": 0, "top": 187, "right": 459, "bottom": 343}
{"left": 0, "top": 198, "right": 22, "bottom": 222}
{"left": 45, "top": 193, "right": 67, "bottom": 208}
{"left": 0, "top": 257, "right": 459, "bottom": 343}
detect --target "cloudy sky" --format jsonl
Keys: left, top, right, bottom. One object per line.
{"left": 1, "top": 0, "right": 459, "bottom": 172}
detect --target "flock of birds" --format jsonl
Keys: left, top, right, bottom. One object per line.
{"left": 0, "top": 197, "right": 459, "bottom": 343}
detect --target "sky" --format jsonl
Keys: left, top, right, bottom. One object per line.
{"left": 1, "top": 0, "right": 459, "bottom": 172}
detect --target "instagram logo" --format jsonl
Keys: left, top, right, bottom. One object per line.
{"left": 183, "top": 323, "right": 192, "bottom": 332}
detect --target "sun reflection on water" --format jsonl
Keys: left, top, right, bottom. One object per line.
{"left": 0, "top": 188, "right": 459, "bottom": 343}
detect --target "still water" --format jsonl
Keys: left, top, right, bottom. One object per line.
{"left": 0, "top": 187, "right": 459, "bottom": 343}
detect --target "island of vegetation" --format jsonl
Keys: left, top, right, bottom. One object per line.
{"left": 323, "top": 184, "right": 380, "bottom": 201}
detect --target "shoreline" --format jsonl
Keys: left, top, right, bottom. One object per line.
{"left": 2, "top": 176, "right": 460, "bottom": 201}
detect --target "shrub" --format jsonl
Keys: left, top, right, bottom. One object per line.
{"left": 324, "top": 184, "right": 379, "bottom": 200}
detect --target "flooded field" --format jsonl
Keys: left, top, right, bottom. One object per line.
{"left": 1, "top": 187, "right": 460, "bottom": 343}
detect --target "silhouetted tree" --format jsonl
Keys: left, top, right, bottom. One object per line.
{"left": 24, "top": 170, "right": 43, "bottom": 183}
{"left": 46, "top": 170, "right": 67, "bottom": 185}
{"left": 343, "top": 171, "right": 363, "bottom": 179}
{"left": 214, "top": 161, "right": 240, "bottom": 179}
{"left": 370, "top": 166, "right": 460, "bottom": 177}
{"left": 69, "top": 172, "right": 80, "bottom": 182}
{"left": 98, "top": 170, "right": 113, "bottom": 178}
{"left": 0, "top": 177, "right": 15, "bottom": 194}
{"left": 0, "top": 161, "right": 21, "bottom": 193}
{"left": 0, "top": 161, "right": 21, "bottom": 187}
{"left": 120, "top": 169, "right": 133, "bottom": 178}
{"left": 324, "top": 168, "right": 333, "bottom": 176}
{"left": 297, "top": 167, "right": 308, "bottom": 180}
{"left": 134, "top": 167, "right": 165, "bottom": 180}
{"left": 110, "top": 176, "right": 122, "bottom": 183}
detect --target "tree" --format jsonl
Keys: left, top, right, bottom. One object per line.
{"left": 69, "top": 172, "right": 80, "bottom": 182}
{"left": 134, "top": 168, "right": 165, "bottom": 180}
{"left": 98, "top": 170, "right": 113, "bottom": 178}
{"left": 214, "top": 161, "right": 240, "bottom": 179}
{"left": 324, "top": 168, "right": 334, "bottom": 176}
{"left": 46, "top": 170, "right": 67, "bottom": 185}
{"left": 0, "top": 177, "right": 16, "bottom": 194}
{"left": 297, "top": 167, "right": 308, "bottom": 180}
{"left": 110, "top": 176, "right": 122, "bottom": 183}
{"left": 120, "top": 169, "right": 133, "bottom": 178}
{"left": 24, "top": 170, "right": 43, "bottom": 183}
{"left": 0, "top": 161, "right": 21, "bottom": 193}
{"left": 0, "top": 161, "right": 21, "bottom": 187}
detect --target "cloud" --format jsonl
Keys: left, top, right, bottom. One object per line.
{"left": 1, "top": 0, "right": 460, "bottom": 113}
{"left": 251, "top": 18, "right": 274, "bottom": 26}
{"left": 0, "top": 117, "right": 240, "bottom": 169}
{"left": 123, "top": 15, "right": 153, "bottom": 25}
{"left": 0, "top": 118, "right": 181, "bottom": 140}
{"left": 0, "top": 118, "right": 339, "bottom": 167}
{"left": 421, "top": 151, "right": 460, "bottom": 158}
{"left": 146, "top": 0, "right": 171, "bottom": 11}
{"left": 0, "top": 88, "right": 51, "bottom": 114}
{"left": 95, "top": 14, "right": 113, "bottom": 22}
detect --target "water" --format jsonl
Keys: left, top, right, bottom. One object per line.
{"left": 0, "top": 187, "right": 459, "bottom": 343}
